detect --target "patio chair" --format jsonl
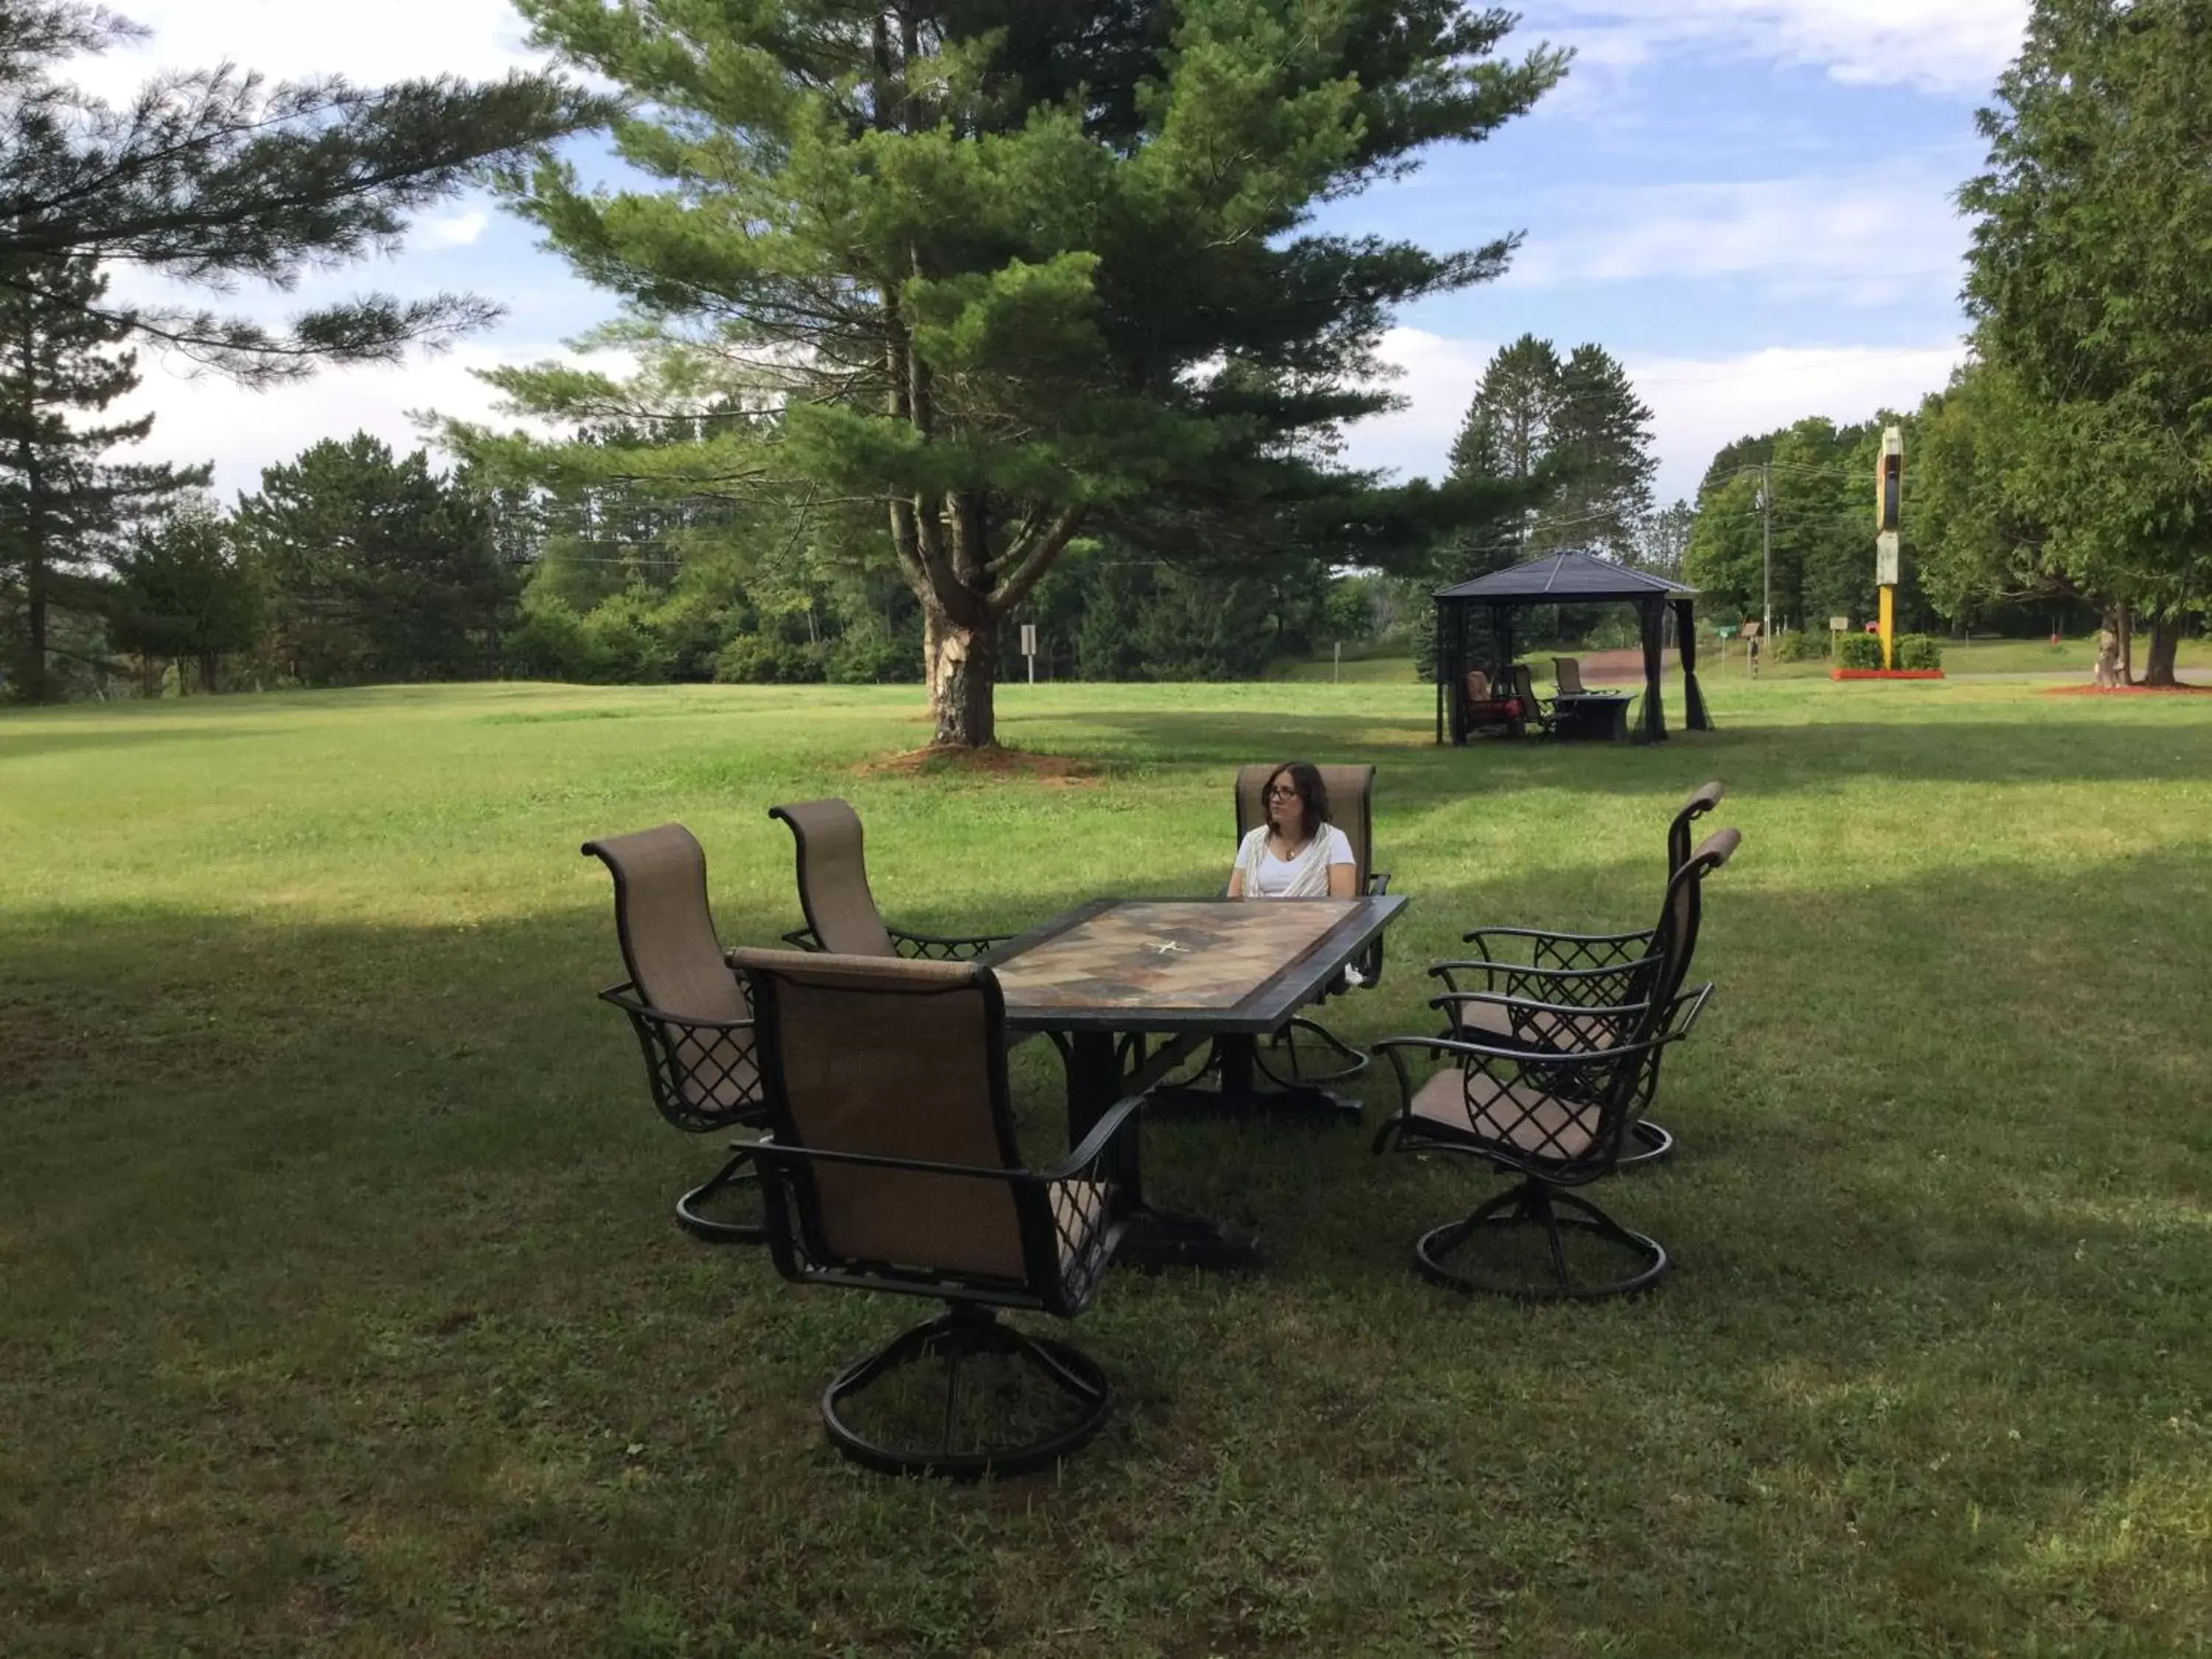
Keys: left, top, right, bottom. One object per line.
{"left": 1371, "top": 982, "right": 1714, "bottom": 1299}
{"left": 581, "top": 824, "right": 767, "bottom": 1245}
{"left": 769, "top": 797, "right": 1014, "bottom": 959}
{"left": 1509, "top": 663, "right": 1556, "bottom": 737}
{"left": 1217, "top": 762, "right": 1391, "bottom": 1086}
{"left": 729, "top": 948, "right": 1138, "bottom": 1480}
{"left": 1427, "top": 804, "right": 1736, "bottom": 1169}
{"left": 1458, "top": 669, "right": 1525, "bottom": 740}
{"left": 1554, "top": 655, "right": 1590, "bottom": 697}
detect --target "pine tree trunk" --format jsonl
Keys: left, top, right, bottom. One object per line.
{"left": 925, "top": 598, "right": 997, "bottom": 748}
{"left": 2141, "top": 617, "right": 2182, "bottom": 687}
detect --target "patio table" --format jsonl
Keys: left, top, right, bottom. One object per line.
{"left": 1552, "top": 692, "right": 1634, "bottom": 742}
{"left": 987, "top": 894, "right": 1408, "bottom": 1267}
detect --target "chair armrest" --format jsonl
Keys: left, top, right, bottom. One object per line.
{"left": 1366, "top": 870, "right": 1393, "bottom": 896}
{"left": 1044, "top": 1095, "right": 1147, "bottom": 1183}
{"left": 779, "top": 927, "right": 822, "bottom": 952}
{"left": 1430, "top": 989, "right": 1649, "bottom": 1050}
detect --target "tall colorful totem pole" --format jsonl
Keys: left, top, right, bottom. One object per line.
{"left": 1875, "top": 426, "right": 1902, "bottom": 670}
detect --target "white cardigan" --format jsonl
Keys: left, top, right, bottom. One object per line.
{"left": 1233, "top": 823, "right": 1356, "bottom": 898}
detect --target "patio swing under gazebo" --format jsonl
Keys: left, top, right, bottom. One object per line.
{"left": 1433, "top": 550, "right": 1711, "bottom": 745}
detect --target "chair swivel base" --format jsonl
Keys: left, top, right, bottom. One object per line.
{"left": 1414, "top": 1181, "right": 1669, "bottom": 1301}
{"left": 1618, "top": 1118, "right": 1674, "bottom": 1169}
{"left": 674, "top": 1144, "right": 765, "bottom": 1245}
{"left": 821, "top": 1307, "right": 1111, "bottom": 1481}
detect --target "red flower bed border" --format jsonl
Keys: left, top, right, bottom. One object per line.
{"left": 1830, "top": 669, "right": 1947, "bottom": 681}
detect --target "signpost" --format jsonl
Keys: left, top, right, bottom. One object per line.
{"left": 1020, "top": 622, "right": 1037, "bottom": 686}
{"left": 1876, "top": 427, "right": 1903, "bottom": 669}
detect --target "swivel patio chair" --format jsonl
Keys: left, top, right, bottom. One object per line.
{"left": 1171, "top": 762, "right": 1391, "bottom": 1093}
{"left": 1509, "top": 663, "right": 1556, "bottom": 738}
{"left": 582, "top": 824, "right": 767, "bottom": 1245}
{"left": 1428, "top": 785, "right": 1731, "bottom": 1167}
{"left": 1371, "top": 981, "right": 1714, "bottom": 1299}
{"left": 1458, "top": 669, "right": 1525, "bottom": 740}
{"left": 1554, "top": 655, "right": 1590, "bottom": 697}
{"left": 769, "top": 797, "right": 1015, "bottom": 959}
{"left": 730, "top": 948, "right": 1139, "bottom": 1479}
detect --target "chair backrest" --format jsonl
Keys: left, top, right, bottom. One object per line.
{"left": 581, "top": 824, "right": 759, "bottom": 1130}
{"left": 1554, "top": 656, "right": 1587, "bottom": 696}
{"left": 769, "top": 798, "right": 896, "bottom": 956}
{"left": 731, "top": 949, "right": 1037, "bottom": 1284}
{"left": 1510, "top": 663, "right": 1538, "bottom": 704}
{"left": 1667, "top": 780, "right": 1727, "bottom": 875}
{"left": 1233, "top": 762, "right": 1375, "bottom": 888}
{"left": 1636, "top": 827, "right": 1739, "bottom": 1020}
{"left": 580, "top": 824, "right": 746, "bottom": 1024}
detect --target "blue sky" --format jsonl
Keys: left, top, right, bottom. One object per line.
{"left": 102, "top": 0, "right": 2027, "bottom": 507}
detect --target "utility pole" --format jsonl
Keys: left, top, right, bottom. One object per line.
{"left": 1759, "top": 462, "right": 1773, "bottom": 647}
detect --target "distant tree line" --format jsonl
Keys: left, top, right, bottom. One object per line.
{"left": 1683, "top": 0, "right": 2211, "bottom": 681}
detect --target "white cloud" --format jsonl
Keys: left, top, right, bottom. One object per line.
{"left": 1344, "top": 329, "right": 1969, "bottom": 502}
{"left": 72, "top": 1, "right": 547, "bottom": 100}
{"left": 1526, "top": 0, "right": 2028, "bottom": 98}
{"left": 121, "top": 342, "right": 554, "bottom": 499}
{"left": 1504, "top": 171, "right": 1972, "bottom": 303}
{"left": 417, "top": 209, "right": 491, "bottom": 250}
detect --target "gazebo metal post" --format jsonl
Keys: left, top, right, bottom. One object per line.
{"left": 1676, "top": 598, "right": 1711, "bottom": 731}
{"left": 1638, "top": 597, "right": 1667, "bottom": 742}
{"left": 1433, "top": 600, "right": 1446, "bottom": 745}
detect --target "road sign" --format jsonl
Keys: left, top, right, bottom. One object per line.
{"left": 1829, "top": 616, "right": 1849, "bottom": 633}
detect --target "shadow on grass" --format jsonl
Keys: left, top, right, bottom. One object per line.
{"left": 4, "top": 839, "right": 2212, "bottom": 1654}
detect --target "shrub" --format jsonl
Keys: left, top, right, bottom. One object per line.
{"left": 1834, "top": 633, "right": 1884, "bottom": 669}
{"left": 713, "top": 633, "right": 827, "bottom": 684}
{"left": 1895, "top": 633, "right": 1944, "bottom": 671}
{"left": 826, "top": 633, "right": 918, "bottom": 684}
{"left": 1771, "top": 629, "right": 1821, "bottom": 664}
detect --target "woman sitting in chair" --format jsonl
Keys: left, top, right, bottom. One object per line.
{"left": 1228, "top": 761, "right": 1358, "bottom": 899}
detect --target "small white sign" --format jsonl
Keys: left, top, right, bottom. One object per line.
{"left": 1876, "top": 532, "right": 1900, "bottom": 587}
{"left": 1829, "top": 615, "right": 1850, "bottom": 633}
{"left": 1020, "top": 623, "right": 1037, "bottom": 656}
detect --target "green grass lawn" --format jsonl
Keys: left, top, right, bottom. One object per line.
{"left": 4, "top": 675, "right": 2211, "bottom": 1656}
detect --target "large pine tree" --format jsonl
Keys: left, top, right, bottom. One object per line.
{"left": 473, "top": 0, "right": 1564, "bottom": 745}
{"left": 1961, "top": 0, "right": 2212, "bottom": 684}
{"left": 0, "top": 255, "right": 205, "bottom": 699}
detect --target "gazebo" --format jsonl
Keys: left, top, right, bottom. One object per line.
{"left": 1433, "top": 550, "right": 1709, "bottom": 744}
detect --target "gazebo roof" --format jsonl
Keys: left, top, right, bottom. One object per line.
{"left": 1434, "top": 549, "right": 1697, "bottom": 603}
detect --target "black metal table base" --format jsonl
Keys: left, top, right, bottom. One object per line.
{"left": 1146, "top": 1034, "right": 1364, "bottom": 1128}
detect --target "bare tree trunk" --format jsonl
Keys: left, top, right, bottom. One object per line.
{"left": 2117, "top": 601, "right": 2134, "bottom": 685}
{"left": 2141, "top": 616, "right": 2182, "bottom": 687}
{"left": 199, "top": 651, "right": 220, "bottom": 694}
{"left": 925, "top": 595, "right": 996, "bottom": 748}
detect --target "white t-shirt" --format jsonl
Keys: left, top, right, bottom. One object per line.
{"left": 1234, "top": 823, "right": 1357, "bottom": 898}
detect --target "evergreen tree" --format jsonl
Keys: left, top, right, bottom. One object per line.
{"left": 108, "top": 503, "right": 264, "bottom": 695}
{"left": 1961, "top": 0, "right": 2212, "bottom": 683}
{"left": 0, "top": 0, "right": 602, "bottom": 380}
{"left": 0, "top": 254, "right": 206, "bottom": 699}
{"left": 473, "top": 0, "right": 1564, "bottom": 745}
{"left": 1535, "top": 344, "right": 1655, "bottom": 558}
{"left": 235, "top": 435, "right": 512, "bottom": 684}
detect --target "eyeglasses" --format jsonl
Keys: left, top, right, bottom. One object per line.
{"left": 1265, "top": 784, "right": 1301, "bottom": 799}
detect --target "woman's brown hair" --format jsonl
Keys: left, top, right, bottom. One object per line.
{"left": 1263, "top": 761, "right": 1332, "bottom": 841}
